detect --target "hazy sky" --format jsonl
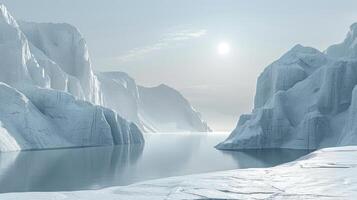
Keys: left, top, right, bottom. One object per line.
{"left": 2, "top": 0, "right": 357, "bottom": 131}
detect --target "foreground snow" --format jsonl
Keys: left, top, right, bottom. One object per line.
{"left": 1, "top": 146, "right": 356, "bottom": 199}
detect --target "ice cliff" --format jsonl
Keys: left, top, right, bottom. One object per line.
{"left": 218, "top": 23, "right": 357, "bottom": 150}
{"left": 0, "top": 4, "right": 144, "bottom": 151}
{"left": 0, "top": 4, "right": 102, "bottom": 104}
{"left": 0, "top": 83, "right": 143, "bottom": 152}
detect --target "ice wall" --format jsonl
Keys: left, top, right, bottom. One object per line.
{"left": 218, "top": 24, "right": 357, "bottom": 150}
{"left": 0, "top": 4, "right": 143, "bottom": 151}
{"left": 0, "top": 83, "right": 143, "bottom": 152}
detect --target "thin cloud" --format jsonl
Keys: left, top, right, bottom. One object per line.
{"left": 115, "top": 29, "right": 207, "bottom": 62}
{"left": 165, "top": 29, "right": 207, "bottom": 41}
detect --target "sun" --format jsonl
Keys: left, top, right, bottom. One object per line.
{"left": 217, "top": 42, "right": 230, "bottom": 55}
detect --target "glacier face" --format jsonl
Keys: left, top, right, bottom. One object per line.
{"left": 0, "top": 4, "right": 144, "bottom": 152}
{"left": 0, "top": 83, "right": 143, "bottom": 152}
{"left": 19, "top": 21, "right": 103, "bottom": 105}
{"left": 218, "top": 23, "right": 357, "bottom": 150}
{"left": 0, "top": 5, "right": 102, "bottom": 104}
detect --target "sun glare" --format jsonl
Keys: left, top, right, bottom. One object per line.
{"left": 217, "top": 42, "right": 230, "bottom": 55}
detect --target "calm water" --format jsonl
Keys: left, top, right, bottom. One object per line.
{"left": 0, "top": 132, "right": 310, "bottom": 193}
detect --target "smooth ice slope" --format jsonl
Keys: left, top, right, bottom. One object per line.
{"left": 1, "top": 146, "right": 356, "bottom": 199}
{"left": 218, "top": 23, "right": 357, "bottom": 150}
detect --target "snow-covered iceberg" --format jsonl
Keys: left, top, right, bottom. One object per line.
{"left": 218, "top": 23, "right": 357, "bottom": 150}
{"left": 1, "top": 146, "right": 355, "bottom": 199}
{"left": 0, "top": 4, "right": 144, "bottom": 151}
{"left": 98, "top": 72, "right": 211, "bottom": 132}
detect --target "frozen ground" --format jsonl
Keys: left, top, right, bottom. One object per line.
{"left": 1, "top": 146, "right": 356, "bottom": 199}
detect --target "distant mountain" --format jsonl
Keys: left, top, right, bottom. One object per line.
{"left": 217, "top": 23, "right": 357, "bottom": 150}
{"left": 98, "top": 72, "right": 211, "bottom": 132}
{"left": 138, "top": 84, "right": 211, "bottom": 132}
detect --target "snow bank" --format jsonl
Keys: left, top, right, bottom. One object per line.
{"left": 1, "top": 146, "right": 356, "bottom": 199}
{"left": 218, "top": 23, "right": 357, "bottom": 150}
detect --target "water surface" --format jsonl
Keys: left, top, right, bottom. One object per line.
{"left": 0, "top": 132, "right": 310, "bottom": 193}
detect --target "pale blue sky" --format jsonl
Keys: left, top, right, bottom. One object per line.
{"left": 2, "top": 0, "right": 357, "bottom": 130}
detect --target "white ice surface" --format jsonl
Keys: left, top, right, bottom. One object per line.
{"left": 1, "top": 146, "right": 356, "bottom": 199}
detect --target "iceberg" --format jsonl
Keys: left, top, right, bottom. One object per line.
{"left": 0, "top": 4, "right": 143, "bottom": 151}
{"left": 218, "top": 23, "right": 357, "bottom": 150}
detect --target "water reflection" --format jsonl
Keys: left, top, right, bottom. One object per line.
{"left": 0, "top": 133, "right": 311, "bottom": 193}
{"left": 221, "top": 149, "right": 312, "bottom": 168}
{"left": 0, "top": 144, "right": 144, "bottom": 193}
